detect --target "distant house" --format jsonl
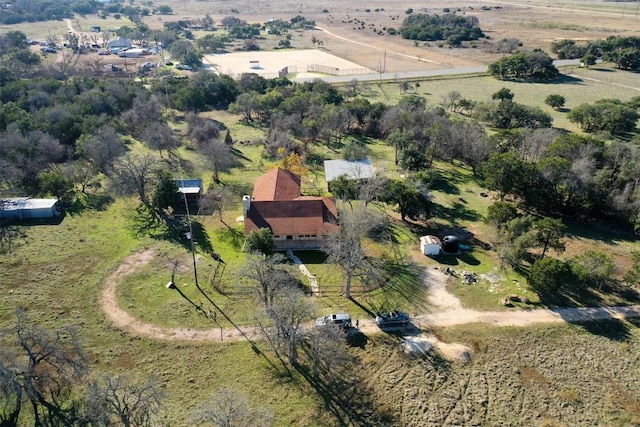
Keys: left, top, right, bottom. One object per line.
{"left": 107, "top": 37, "right": 132, "bottom": 51}
{"left": 243, "top": 168, "right": 339, "bottom": 250}
{"left": 175, "top": 179, "right": 203, "bottom": 206}
{"left": 324, "top": 158, "right": 375, "bottom": 189}
{"left": 0, "top": 198, "right": 61, "bottom": 224}
{"left": 420, "top": 235, "right": 441, "bottom": 256}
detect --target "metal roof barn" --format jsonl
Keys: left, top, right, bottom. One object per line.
{"left": 0, "top": 198, "right": 60, "bottom": 222}
{"left": 323, "top": 158, "right": 375, "bottom": 183}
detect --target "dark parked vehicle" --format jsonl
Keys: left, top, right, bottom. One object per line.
{"left": 375, "top": 311, "right": 410, "bottom": 328}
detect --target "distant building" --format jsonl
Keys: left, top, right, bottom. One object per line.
{"left": 243, "top": 168, "right": 339, "bottom": 250}
{"left": 0, "top": 198, "right": 61, "bottom": 223}
{"left": 324, "top": 158, "right": 375, "bottom": 186}
{"left": 107, "top": 37, "right": 132, "bottom": 51}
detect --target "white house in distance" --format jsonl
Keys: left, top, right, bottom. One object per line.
{"left": 0, "top": 198, "right": 61, "bottom": 223}
{"left": 420, "top": 235, "right": 442, "bottom": 256}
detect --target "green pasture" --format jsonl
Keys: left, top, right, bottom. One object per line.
{"left": 362, "top": 65, "right": 639, "bottom": 133}
{"left": 0, "top": 21, "right": 67, "bottom": 39}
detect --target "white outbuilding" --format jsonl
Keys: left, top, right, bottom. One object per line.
{"left": 420, "top": 235, "right": 442, "bottom": 256}
{"left": 0, "top": 198, "right": 60, "bottom": 222}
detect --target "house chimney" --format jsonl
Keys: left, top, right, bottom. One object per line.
{"left": 242, "top": 195, "right": 251, "bottom": 215}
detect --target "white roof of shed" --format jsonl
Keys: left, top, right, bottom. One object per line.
{"left": 420, "top": 235, "right": 441, "bottom": 245}
{"left": 178, "top": 187, "right": 201, "bottom": 194}
{"left": 324, "top": 158, "right": 374, "bottom": 182}
{"left": 0, "top": 198, "right": 58, "bottom": 211}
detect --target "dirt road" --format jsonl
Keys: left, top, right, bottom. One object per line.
{"left": 100, "top": 249, "right": 640, "bottom": 342}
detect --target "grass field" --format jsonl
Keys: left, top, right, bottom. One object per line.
{"left": 363, "top": 320, "right": 640, "bottom": 426}
{"left": 2, "top": 1, "right": 640, "bottom": 423}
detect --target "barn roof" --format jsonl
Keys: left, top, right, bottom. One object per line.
{"left": 324, "top": 158, "right": 374, "bottom": 182}
{"left": 252, "top": 168, "right": 301, "bottom": 201}
{"left": 244, "top": 197, "right": 339, "bottom": 236}
{"left": 245, "top": 168, "right": 339, "bottom": 236}
{"left": 175, "top": 179, "right": 203, "bottom": 194}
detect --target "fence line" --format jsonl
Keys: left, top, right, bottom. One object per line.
{"left": 307, "top": 64, "right": 372, "bottom": 76}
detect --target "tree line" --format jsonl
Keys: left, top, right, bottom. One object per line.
{"left": 399, "top": 13, "right": 484, "bottom": 46}
{"left": 552, "top": 36, "right": 640, "bottom": 71}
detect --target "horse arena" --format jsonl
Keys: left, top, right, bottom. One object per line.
{"left": 203, "top": 49, "right": 374, "bottom": 79}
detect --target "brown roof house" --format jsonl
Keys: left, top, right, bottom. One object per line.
{"left": 243, "top": 168, "right": 339, "bottom": 250}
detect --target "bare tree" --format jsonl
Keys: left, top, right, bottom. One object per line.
{"left": 247, "top": 255, "right": 313, "bottom": 364}
{"left": 186, "top": 113, "right": 221, "bottom": 148}
{"left": 198, "top": 186, "right": 234, "bottom": 224}
{"left": 85, "top": 56, "right": 106, "bottom": 76}
{"left": 245, "top": 254, "right": 291, "bottom": 310}
{"left": 518, "top": 128, "right": 561, "bottom": 162}
{"left": 201, "top": 139, "right": 237, "bottom": 183}
{"left": 82, "top": 374, "right": 164, "bottom": 427}
{"left": 64, "top": 161, "right": 100, "bottom": 194}
{"left": 78, "top": 125, "right": 126, "bottom": 172}
{"left": 441, "top": 90, "right": 462, "bottom": 112}
{"left": 0, "top": 310, "right": 88, "bottom": 426}
{"left": 122, "top": 96, "right": 163, "bottom": 138}
{"left": 304, "top": 327, "right": 349, "bottom": 380}
{"left": 324, "top": 203, "right": 386, "bottom": 299}
{"left": 101, "top": 31, "right": 112, "bottom": 48}
{"left": 108, "top": 153, "right": 159, "bottom": 209}
{"left": 266, "top": 285, "right": 314, "bottom": 365}
{"left": 190, "top": 387, "right": 272, "bottom": 427}
{"left": 142, "top": 121, "right": 181, "bottom": 160}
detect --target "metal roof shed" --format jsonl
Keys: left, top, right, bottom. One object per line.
{"left": 324, "top": 158, "right": 374, "bottom": 183}
{"left": 0, "top": 198, "right": 60, "bottom": 221}
{"left": 175, "top": 179, "right": 203, "bottom": 195}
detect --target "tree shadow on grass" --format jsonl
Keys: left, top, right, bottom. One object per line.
{"left": 307, "top": 152, "right": 328, "bottom": 167}
{"left": 564, "top": 218, "right": 638, "bottom": 245}
{"left": 65, "top": 193, "right": 114, "bottom": 216}
{"left": 294, "top": 359, "right": 396, "bottom": 426}
{"left": 212, "top": 225, "right": 245, "bottom": 251}
{"left": 540, "top": 281, "right": 640, "bottom": 309}
{"left": 363, "top": 260, "right": 431, "bottom": 309}
{"left": 430, "top": 173, "right": 460, "bottom": 195}
{"left": 431, "top": 201, "right": 482, "bottom": 224}
{"left": 571, "top": 319, "right": 633, "bottom": 342}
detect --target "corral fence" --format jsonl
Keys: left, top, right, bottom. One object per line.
{"left": 307, "top": 64, "right": 372, "bottom": 76}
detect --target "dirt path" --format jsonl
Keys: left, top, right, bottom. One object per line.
{"left": 100, "top": 250, "right": 640, "bottom": 342}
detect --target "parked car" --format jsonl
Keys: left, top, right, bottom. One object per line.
{"left": 164, "top": 60, "right": 173, "bottom": 66}
{"left": 375, "top": 311, "right": 410, "bottom": 329}
{"left": 141, "top": 62, "right": 155, "bottom": 68}
{"left": 315, "top": 313, "right": 351, "bottom": 329}
{"left": 97, "top": 50, "right": 111, "bottom": 55}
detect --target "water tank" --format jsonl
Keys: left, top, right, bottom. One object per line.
{"left": 442, "top": 235, "right": 460, "bottom": 253}
{"left": 242, "top": 195, "right": 251, "bottom": 214}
